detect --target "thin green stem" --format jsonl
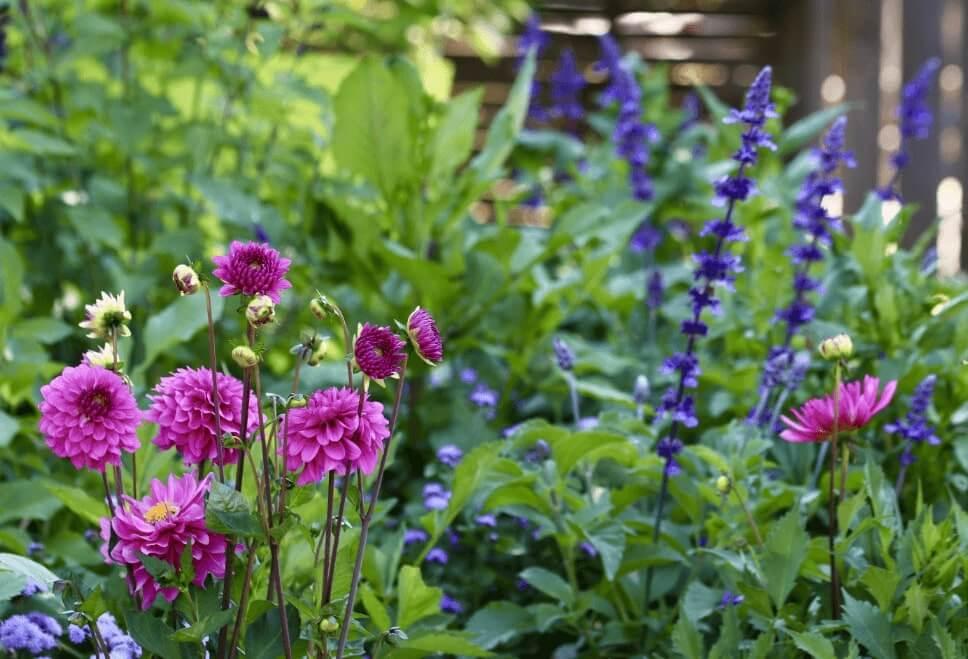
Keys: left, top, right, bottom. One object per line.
{"left": 204, "top": 284, "right": 226, "bottom": 481}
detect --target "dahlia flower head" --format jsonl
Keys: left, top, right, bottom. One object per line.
{"left": 211, "top": 240, "right": 292, "bottom": 303}
{"left": 146, "top": 366, "right": 261, "bottom": 465}
{"left": 354, "top": 323, "right": 407, "bottom": 381}
{"left": 406, "top": 307, "right": 443, "bottom": 365}
{"left": 79, "top": 290, "right": 132, "bottom": 340}
{"left": 38, "top": 364, "right": 141, "bottom": 472}
{"left": 281, "top": 386, "right": 390, "bottom": 485}
{"left": 100, "top": 473, "right": 227, "bottom": 609}
{"left": 780, "top": 375, "right": 897, "bottom": 443}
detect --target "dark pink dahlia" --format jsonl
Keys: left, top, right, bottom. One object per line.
{"left": 211, "top": 240, "right": 292, "bottom": 303}
{"left": 100, "top": 473, "right": 227, "bottom": 609}
{"left": 354, "top": 323, "right": 406, "bottom": 380}
{"left": 281, "top": 387, "right": 390, "bottom": 485}
{"left": 406, "top": 307, "right": 443, "bottom": 365}
{"left": 38, "top": 364, "right": 141, "bottom": 472}
{"left": 145, "top": 367, "right": 261, "bottom": 465}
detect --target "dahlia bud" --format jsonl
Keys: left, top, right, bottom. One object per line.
{"left": 172, "top": 264, "right": 200, "bottom": 296}
{"left": 289, "top": 395, "right": 308, "bottom": 409}
{"left": 633, "top": 375, "right": 650, "bottom": 405}
{"left": 319, "top": 617, "right": 339, "bottom": 634}
{"left": 232, "top": 345, "right": 259, "bottom": 368}
{"left": 83, "top": 343, "right": 119, "bottom": 370}
{"left": 716, "top": 475, "right": 731, "bottom": 494}
{"left": 818, "top": 333, "right": 853, "bottom": 361}
{"left": 309, "top": 297, "right": 328, "bottom": 321}
{"left": 79, "top": 291, "right": 132, "bottom": 340}
{"left": 246, "top": 295, "right": 276, "bottom": 328}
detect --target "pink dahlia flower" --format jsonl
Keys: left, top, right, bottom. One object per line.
{"left": 354, "top": 323, "right": 406, "bottom": 380}
{"left": 211, "top": 240, "right": 292, "bottom": 303}
{"left": 780, "top": 375, "right": 897, "bottom": 443}
{"left": 38, "top": 364, "right": 140, "bottom": 472}
{"left": 282, "top": 387, "right": 390, "bottom": 485}
{"left": 146, "top": 367, "right": 261, "bottom": 465}
{"left": 101, "top": 473, "right": 227, "bottom": 609}
{"left": 407, "top": 307, "right": 443, "bottom": 365}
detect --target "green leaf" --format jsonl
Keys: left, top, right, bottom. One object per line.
{"left": 43, "top": 481, "right": 107, "bottom": 525}
{"left": 842, "top": 592, "right": 897, "bottom": 659}
{"left": 171, "top": 606, "right": 236, "bottom": 642}
{"left": 552, "top": 430, "right": 630, "bottom": 476}
{"left": 0, "top": 238, "right": 24, "bottom": 325}
{"left": 465, "top": 602, "right": 534, "bottom": 650}
{"left": 79, "top": 586, "right": 109, "bottom": 619}
{"left": 901, "top": 582, "right": 929, "bottom": 633}
{"left": 788, "top": 630, "right": 836, "bottom": 659}
{"left": 205, "top": 481, "right": 262, "bottom": 538}
{"left": 402, "top": 632, "right": 492, "bottom": 657}
{"left": 11, "top": 318, "right": 72, "bottom": 344}
{"left": 428, "top": 88, "right": 482, "bottom": 184}
{"left": 396, "top": 565, "right": 441, "bottom": 629}
{"left": 360, "top": 584, "right": 391, "bottom": 631}
{"left": 0, "top": 410, "right": 17, "bottom": 448}
{"left": 0, "top": 553, "right": 60, "bottom": 589}
{"left": 519, "top": 567, "right": 574, "bottom": 607}
{"left": 671, "top": 611, "right": 704, "bottom": 659}
{"left": 0, "top": 571, "right": 27, "bottom": 602}
{"left": 126, "top": 611, "right": 187, "bottom": 658}
{"left": 135, "top": 293, "right": 224, "bottom": 378}
{"left": 681, "top": 581, "right": 722, "bottom": 623}
{"left": 930, "top": 616, "right": 961, "bottom": 659}
{"left": 438, "top": 442, "right": 502, "bottom": 532}
{"left": 778, "top": 103, "right": 851, "bottom": 156}
{"left": 860, "top": 566, "right": 900, "bottom": 610}
{"left": 332, "top": 56, "right": 416, "bottom": 199}
{"left": 139, "top": 553, "right": 175, "bottom": 583}
{"left": 244, "top": 604, "right": 299, "bottom": 659}
{"left": 469, "top": 50, "right": 534, "bottom": 182}
{"left": 760, "top": 509, "right": 808, "bottom": 609}
{"left": 11, "top": 128, "right": 76, "bottom": 156}
{"left": 585, "top": 522, "right": 626, "bottom": 581}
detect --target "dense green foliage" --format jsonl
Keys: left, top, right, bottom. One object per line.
{"left": 1, "top": 2, "right": 968, "bottom": 658}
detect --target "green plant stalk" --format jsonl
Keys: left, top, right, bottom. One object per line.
{"left": 227, "top": 541, "right": 259, "bottom": 659}
{"left": 204, "top": 284, "right": 227, "bottom": 482}
{"left": 335, "top": 359, "right": 407, "bottom": 659}
{"left": 731, "top": 486, "right": 764, "bottom": 548}
{"left": 828, "top": 362, "right": 842, "bottom": 619}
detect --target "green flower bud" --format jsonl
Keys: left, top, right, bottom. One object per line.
{"left": 246, "top": 295, "right": 276, "bottom": 328}
{"left": 309, "top": 297, "right": 328, "bottom": 321}
{"left": 307, "top": 338, "right": 328, "bottom": 366}
{"left": 289, "top": 395, "right": 308, "bottom": 409}
{"left": 818, "top": 333, "right": 853, "bottom": 361}
{"left": 319, "top": 617, "right": 339, "bottom": 634}
{"left": 231, "top": 345, "right": 259, "bottom": 368}
{"left": 172, "top": 264, "right": 200, "bottom": 296}
{"left": 716, "top": 475, "right": 731, "bottom": 494}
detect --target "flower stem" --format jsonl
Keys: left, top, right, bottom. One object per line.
{"left": 204, "top": 284, "right": 226, "bottom": 482}
{"left": 226, "top": 542, "right": 258, "bottom": 659}
{"left": 732, "top": 486, "right": 764, "bottom": 548}
{"left": 336, "top": 359, "right": 407, "bottom": 659}
{"left": 828, "top": 362, "right": 842, "bottom": 619}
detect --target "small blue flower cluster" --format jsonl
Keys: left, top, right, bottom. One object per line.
{"left": 886, "top": 374, "right": 939, "bottom": 465}
{"left": 549, "top": 49, "right": 585, "bottom": 122}
{"left": 596, "top": 35, "right": 659, "bottom": 202}
{"left": 0, "top": 613, "right": 60, "bottom": 656}
{"left": 656, "top": 67, "right": 776, "bottom": 475}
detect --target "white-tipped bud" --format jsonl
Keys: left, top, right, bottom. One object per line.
{"left": 231, "top": 345, "right": 259, "bottom": 368}
{"left": 246, "top": 295, "right": 276, "bottom": 328}
{"left": 172, "top": 264, "right": 200, "bottom": 296}
{"left": 818, "top": 333, "right": 853, "bottom": 361}
{"left": 309, "top": 297, "right": 328, "bottom": 321}
{"left": 633, "top": 375, "right": 650, "bottom": 405}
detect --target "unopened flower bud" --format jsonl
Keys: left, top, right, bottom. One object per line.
{"left": 309, "top": 297, "right": 328, "bottom": 321}
{"left": 818, "top": 333, "right": 853, "bottom": 361}
{"left": 246, "top": 295, "right": 276, "bottom": 328}
{"left": 319, "top": 617, "right": 339, "bottom": 634}
{"left": 289, "top": 395, "right": 308, "bottom": 409}
{"left": 716, "top": 475, "right": 731, "bottom": 494}
{"left": 307, "top": 338, "right": 328, "bottom": 366}
{"left": 231, "top": 345, "right": 259, "bottom": 368}
{"left": 633, "top": 375, "right": 650, "bottom": 405}
{"left": 172, "top": 265, "right": 200, "bottom": 296}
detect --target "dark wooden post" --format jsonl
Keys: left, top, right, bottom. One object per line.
{"left": 841, "top": 2, "right": 881, "bottom": 214}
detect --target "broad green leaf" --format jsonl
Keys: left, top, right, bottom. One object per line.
{"left": 332, "top": 56, "right": 416, "bottom": 199}
{"left": 0, "top": 571, "right": 27, "bottom": 602}
{"left": 681, "top": 581, "right": 721, "bottom": 623}
{"left": 43, "top": 481, "right": 108, "bottom": 525}
{"left": 396, "top": 565, "right": 441, "bottom": 629}
{"left": 585, "top": 522, "right": 626, "bottom": 581}
{"left": 170, "top": 607, "right": 236, "bottom": 642}
{"left": 901, "top": 582, "right": 928, "bottom": 633}
{"left": 552, "top": 430, "right": 629, "bottom": 476}
{"left": 0, "top": 484, "right": 61, "bottom": 524}
{"left": 930, "top": 617, "right": 961, "bottom": 659}
{"left": 205, "top": 481, "right": 262, "bottom": 538}
{"left": 519, "top": 567, "right": 574, "bottom": 607}
{"left": 788, "top": 630, "right": 836, "bottom": 659}
{"left": 244, "top": 604, "right": 299, "bottom": 659}
{"left": 842, "top": 592, "right": 897, "bottom": 659}
{"left": 428, "top": 88, "right": 482, "bottom": 184}
{"left": 11, "top": 318, "right": 72, "bottom": 344}
{"left": 360, "top": 583, "right": 391, "bottom": 631}
{"left": 761, "top": 509, "right": 807, "bottom": 609}
{"left": 860, "top": 566, "right": 900, "bottom": 611}
{"left": 438, "top": 442, "right": 502, "bottom": 531}
{"left": 466, "top": 602, "right": 534, "bottom": 650}
{"left": 0, "top": 238, "right": 24, "bottom": 325}
{"left": 402, "top": 632, "right": 492, "bottom": 657}
{"left": 0, "top": 410, "right": 17, "bottom": 448}
{"left": 126, "top": 611, "right": 186, "bottom": 659}
{"left": 671, "top": 611, "right": 704, "bottom": 659}
{"left": 469, "top": 51, "right": 534, "bottom": 182}
{"left": 135, "top": 293, "right": 224, "bottom": 378}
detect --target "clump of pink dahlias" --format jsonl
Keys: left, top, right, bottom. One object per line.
{"left": 282, "top": 387, "right": 390, "bottom": 485}
{"left": 211, "top": 240, "right": 292, "bottom": 303}
{"left": 38, "top": 364, "right": 141, "bottom": 472}
{"left": 354, "top": 323, "right": 406, "bottom": 380}
{"left": 780, "top": 375, "right": 897, "bottom": 443}
{"left": 145, "top": 367, "right": 261, "bottom": 465}
{"left": 406, "top": 307, "right": 443, "bottom": 365}
{"left": 100, "top": 473, "right": 227, "bottom": 609}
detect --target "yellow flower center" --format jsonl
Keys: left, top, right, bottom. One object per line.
{"left": 144, "top": 501, "right": 179, "bottom": 524}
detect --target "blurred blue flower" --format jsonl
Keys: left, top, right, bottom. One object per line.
{"left": 550, "top": 48, "right": 584, "bottom": 121}
{"left": 436, "top": 444, "right": 463, "bottom": 468}
{"left": 426, "top": 548, "right": 448, "bottom": 565}
{"left": 552, "top": 337, "right": 574, "bottom": 371}
{"left": 719, "top": 590, "right": 744, "bottom": 607}
{"left": 404, "top": 528, "right": 429, "bottom": 546}
{"left": 423, "top": 483, "right": 451, "bottom": 511}
{"left": 474, "top": 514, "right": 497, "bottom": 528}
{"left": 0, "top": 614, "right": 59, "bottom": 654}
{"left": 886, "top": 374, "right": 939, "bottom": 466}
{"left": 440, "top": 594, "right": 463, "bottom": 614}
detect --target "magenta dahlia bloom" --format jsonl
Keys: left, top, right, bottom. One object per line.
{"left": 100, "top": 473, "right": 227, "bottom": 609}
{"left": 38, "top": 364, "right": 140, "bottom": 472}
{"left": 354, "top": 323, "right": 407, "bottom": 380}
{"left": 211, "top": 240, "right": 292, "bottom": 303}
{"left": 281, "top": 387, "right": 390, "bottom": 485}
{"left": 406, "top": 307, "right": 443, "bottom": 365}
{"left": 780, "top": 375, "right": 897, "bottom": 443}
{"left": 146, "top": 367, "right": 261, "bottom": 465}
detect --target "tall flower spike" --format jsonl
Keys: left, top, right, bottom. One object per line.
{"left": 750, "top": 117, "right": 855, "bottom": 427}
{"left": 879, "top": 58, "right": 940, "bottom": 201}
{"left": 885, "top": 375, "right": 939, "bottom": 466}
{"left": 656, "top": 66, "right": 776, "bottom": 475}
{"left": 549, "top": 48, "right": 584, "bottom": 121}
